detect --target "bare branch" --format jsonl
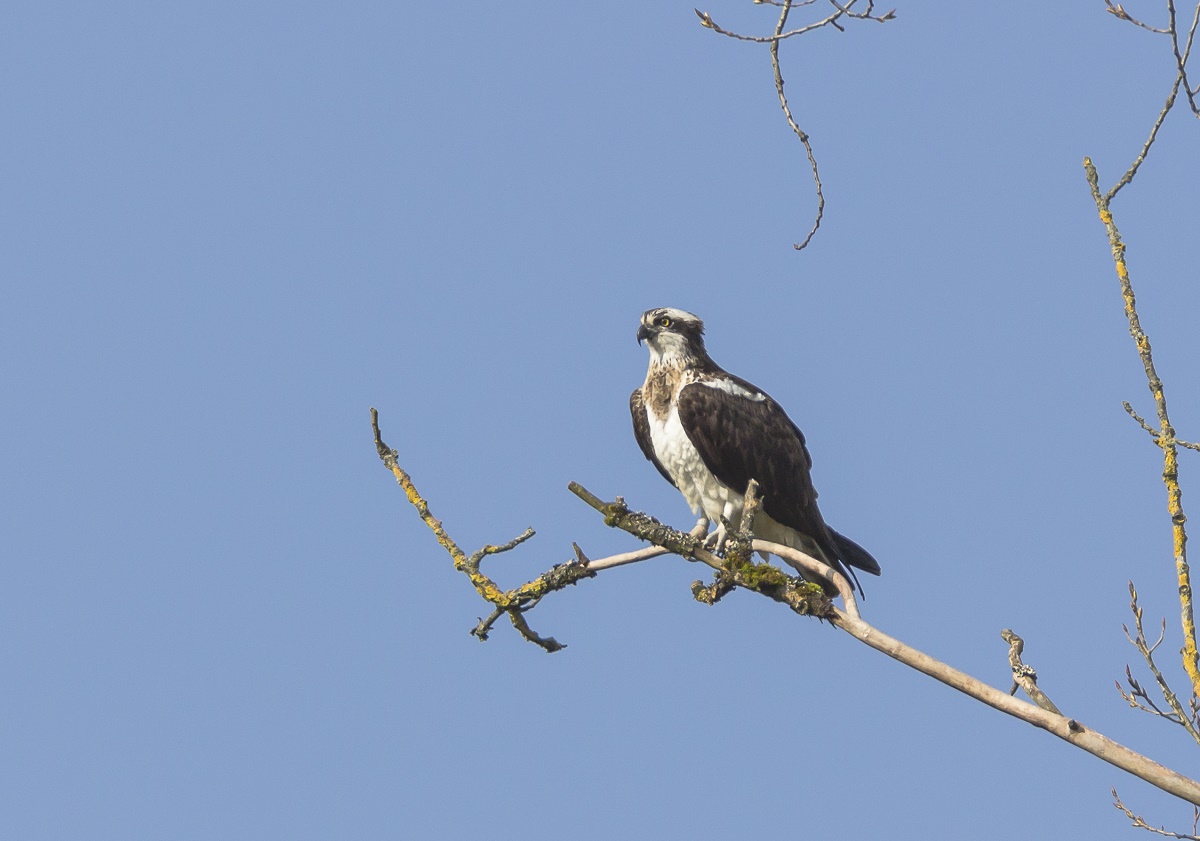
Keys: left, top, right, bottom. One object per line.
{"left": 831, "top": 608, "right": 1200, "bottom": 805}
{"left": 694, "top": 0, "right": 896, "bottom": 251}
{"left": 1106, "top": 1, "right": 1172, "bottom": 33}
{"left": 1167, "top": 0, "right": 1200, "bottom": 116}
{"left": 1105, "top": 73, "right": 1183, "bottom": 203}
{"left": 1121, "top": 582, "right": 1200, "bottom": 745}
{"left": 695, "top": 6, "right": 847, "bottom": 42}
{"left": 565, "top": 485, "right": 1200, "bottom": 802}
{"left": 770, "top": 1, "right": 825, "bottom": 251}
{"left": 580, "top": 544, "right": 671, "bottom": 572}
{"left": 1101, "top": 0, "right": 1200, "bottom": 199}
{"left": 1125, "top": 402, "right": 1200, "bottom": 452}
{"left": 1126, "top": 400, "right": 1163, "bottom": 437}
{"left": 1114, "top": 787, "right": 1200, "bottom": 839}
{"left": 470, "top": 607, "right": 505, "bottom": 642}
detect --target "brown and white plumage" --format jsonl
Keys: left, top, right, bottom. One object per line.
{"left": 630, "top": 307, "right": 881, "bottom": 596}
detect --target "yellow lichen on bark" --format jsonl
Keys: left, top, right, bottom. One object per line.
{"left": 1082, "top": 162, "right": 1200, "bottom": 695}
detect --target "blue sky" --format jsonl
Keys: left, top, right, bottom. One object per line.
{"left": 3, "top": 2, "right": 1199, "bottom": 838}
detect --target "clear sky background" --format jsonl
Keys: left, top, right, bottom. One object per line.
{"left": 3, "top": 2, "right": 1199, "bottom": 839}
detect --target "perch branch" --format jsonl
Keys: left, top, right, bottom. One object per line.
{"left": 830, "top": 606, "right": 1200, "bottom": 805}
{"left": 375, "top": 416, "right": 1200, "bottom": 804}
{"left": 567, "top": 481, "right": 839, "bottom": 618}
{"left": 566, "top": 484, "right": 1200, "bottom": 802}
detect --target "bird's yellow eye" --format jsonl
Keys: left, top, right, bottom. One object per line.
{"left": 658, "top": 316, "right": 672, "bottom": 328}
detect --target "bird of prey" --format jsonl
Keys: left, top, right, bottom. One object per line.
{"left": 630, "top": 307, "right": 881, "bottom": 595}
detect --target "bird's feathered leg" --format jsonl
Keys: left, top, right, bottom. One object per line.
{"left": 689, "top": 516, "right": 711, "bottom": 540}
{"left": 702, "top": 502, "right": 741, "bottom": 555}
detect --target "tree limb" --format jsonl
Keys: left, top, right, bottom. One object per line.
{"left": 1083, "top": 160, "right": 1198, "bottom": 695}
{"left": 373, "top": 415, "right": 1200, "bottom": 805}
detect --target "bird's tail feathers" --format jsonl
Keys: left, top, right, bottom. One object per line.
{"left": 830, "top": 529, "right": 882, "bottom": 577}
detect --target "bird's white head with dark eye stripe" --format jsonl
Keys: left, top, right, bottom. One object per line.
{"left": 637, "top": 307, "right": 707, "bottom": 364}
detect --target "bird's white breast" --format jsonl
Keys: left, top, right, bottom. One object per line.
{"left": 643, "top": 386, "right": 802, "bottom": 552}
{"left": 646, "top": 402, "right": 736, "bottom": 522}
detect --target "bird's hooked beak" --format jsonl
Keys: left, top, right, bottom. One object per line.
{"left": 636, "top": 323, "right": 652, "bottom": 345}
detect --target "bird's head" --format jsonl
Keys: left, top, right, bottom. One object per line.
{"left": 637, "top": 308, "right": 706, "bottom": 364}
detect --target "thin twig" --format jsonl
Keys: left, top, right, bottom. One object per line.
{"left": 771, "top": 1, "right": 825, "bottom": 250}
{"left": 1168, "top": 0, "right": 1200, "bottom": 116}
{"left": 1102, "top": 0, "right": 1200, "bottom": 200}
{"left": 695, "top": 0, "right": 895, "bottom": 251}
{"left": 1125, "top": 402, "right": 1200, "bottom": 451}
{"left": 1114, "top": 787, "right": 1200, "bottom": 839}
{"left": 696, "top": 7, "right": 847, "bottom": 42}
{"left": 1106, "top": 1, "right": 1172, "bottom": 33}
{"left": 1106, "top": 73, "right": 1182, "bottom": 203}
{"left": 1121, "top": 582, "right": 1200, "bottom": 746}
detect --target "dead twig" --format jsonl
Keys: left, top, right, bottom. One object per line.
{"left": 1120, "top": 582, "right": 1200, "bottom": 746}
{"left": 1114, "top": 787, "right": 1200, "bottom": 839}
{"left": 372, "top": 408, "right": 594, "bottom": 652}
{"left": 1124, "top": 402, "right": 1200, "bottom": 452}
{"left": 694, "top": 0, "right": 895, "bottom": 250}
{"left": 1106, "top": 1, "right": 1172, "bottom": 33}
{"left": 1001, "top": 629, "right": 1062, "bottom": 714}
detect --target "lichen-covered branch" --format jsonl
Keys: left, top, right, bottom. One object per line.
{"left": 374, "top": 414, "right": 1200, "bottom": 804}
{"left": 372, "top": 408, "right": 594, "bottom": 652}
{"left": 694, "top": 0, "right": 895, "bottom": 251}
{"left": 567, "top": 481, "right": 838, "bottom": 619}
{"left": 1081, "top": 6, "right": 1200, "bottom": 833}
{"left": 1083, "top": 160, "right": 1198, "bottom": 695}
{"left": 1002, "top": 629, "right": 1062, "bottom": 714}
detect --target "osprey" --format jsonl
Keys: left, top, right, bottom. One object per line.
{"left": 630, "top": 307, "right": 881, "bottom": 596}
